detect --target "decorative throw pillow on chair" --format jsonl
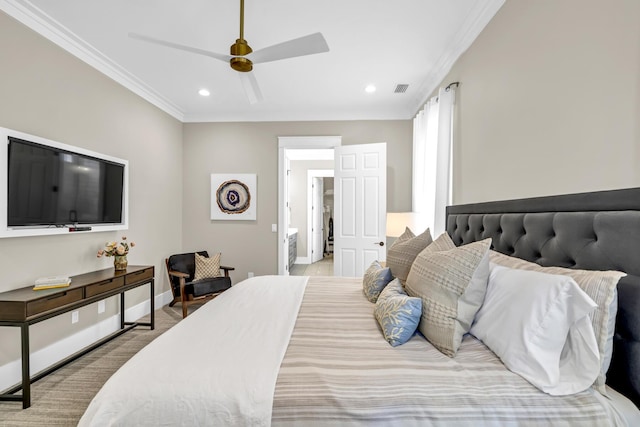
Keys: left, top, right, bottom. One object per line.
{"left": 193, "top": 252, "right": 222, "bottom": 280}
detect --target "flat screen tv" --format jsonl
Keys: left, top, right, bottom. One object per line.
{"left": 1, "top": 128, "right": 128, "bottom": 236}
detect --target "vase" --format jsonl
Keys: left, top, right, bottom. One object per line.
{"left": 114, "top": 254, "right": 128, "bottom": 271}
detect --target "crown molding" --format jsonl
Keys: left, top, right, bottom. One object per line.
{"left": 410, "top": 0, "right": 505, "bottom": 116}
{"left": 182, "top": 109, "right": 412, "bottom": 123}
{"left": 0, "top": 0, "right": 185, "bottom": 121}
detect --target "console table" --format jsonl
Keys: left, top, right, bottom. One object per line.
{"left": 0, "top": 265, "right": 154, "bottom": 409}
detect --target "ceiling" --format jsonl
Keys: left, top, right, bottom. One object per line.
{"left": 2, "top": 0, "right": 504, "bottom": 123}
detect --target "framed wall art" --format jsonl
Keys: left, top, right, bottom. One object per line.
{"left": 210, "top": 173, "right": 257, "bottom": 220}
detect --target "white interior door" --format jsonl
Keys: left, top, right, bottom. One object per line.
{"left": 311, "top": 177, "right": 324, "bottom": 263}
{"left": 334, "top": 143, "right": 387, "bottom": 277}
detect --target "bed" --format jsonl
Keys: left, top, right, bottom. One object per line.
{"left": 79, "top": 187, "right": 640, "bottom": 426}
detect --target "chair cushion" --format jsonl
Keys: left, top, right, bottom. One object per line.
{"left": 189, "top": 276, "right": 232, "bottom": 298}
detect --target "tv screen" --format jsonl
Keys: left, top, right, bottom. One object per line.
{"left": 7, "top": 137, "right": 125, "bottom": 227}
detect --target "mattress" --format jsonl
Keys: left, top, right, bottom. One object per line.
{"left": 272, "top": 276, "right": 626, "bottom": 426}
{"left": 80, "top": 275, "right": 635, "bottom": 426}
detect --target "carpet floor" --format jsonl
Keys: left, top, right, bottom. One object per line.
{"left": 0, "top": 305, "right": 184, "bottom": 426}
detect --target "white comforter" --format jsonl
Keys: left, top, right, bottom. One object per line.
{"left": 78, "top": 275, "right": 308, "bottom": 427}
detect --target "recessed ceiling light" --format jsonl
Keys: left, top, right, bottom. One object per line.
{"left": 198, "top": 88, "right": 210, "bottom": 97}
{"left": 365, "top": 84, "right": 376, "bottom": 94}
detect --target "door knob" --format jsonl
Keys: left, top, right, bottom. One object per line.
{"left": 375, "top": 241, "right": 384, "bottom": 246}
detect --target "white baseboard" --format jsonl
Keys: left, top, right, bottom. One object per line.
{"left": 295, "top": 256, "right": 311, "bottom": 265}
{"left": 0, "top": 290, "right": 173, "bottom": 392}
{"left": 158, "top": 289, "right": 174, "bottom": 307}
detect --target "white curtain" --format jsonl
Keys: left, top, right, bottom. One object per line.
{"left": 412, "top": 85, "right": 456, "bottom": 237}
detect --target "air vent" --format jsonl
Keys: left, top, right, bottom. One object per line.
{"left": 394, "top": 84, "right": 409, "bottom": 94}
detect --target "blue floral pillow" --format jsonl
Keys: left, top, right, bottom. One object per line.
{"left": 374, "top": 279, "right": 422, "bottom": 347}
{"left": 362, "top": 261, "right": 394, "bottom": 303}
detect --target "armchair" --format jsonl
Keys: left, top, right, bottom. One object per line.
{"left": 165, "top": 251, "right": 234, "bottom": 318}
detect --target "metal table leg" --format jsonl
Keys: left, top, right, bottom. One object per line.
{"left": 150, "top": 279, "right": 155, "bottom": 330}
{"left": 120, "top": 291, "right": 125, "bottom": 329}
{"left": 21, "top": 323, "right": 30, "bottom": 409}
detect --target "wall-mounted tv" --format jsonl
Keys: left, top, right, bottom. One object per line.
{"left": 1, "top": 127, "right": 128, "bottom": 238}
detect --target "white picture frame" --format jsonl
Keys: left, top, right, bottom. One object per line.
{"left": 210, "top": 173, "right": 257, "bottom": 220}
{"left": 0, "top": 126, "right": 129, "bottom": 238}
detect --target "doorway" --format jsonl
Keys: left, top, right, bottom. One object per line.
{"left": 277, "top": 137, "right": 387, "bottom": 277}
{"left": 309, "top": 170, "right": 334, "bottom": 262}
{"left": 277, "top": 136, "right": 341, "bottom": 275}
{"left": 286, "top": 160, "right": 335, "bottom": 275}
{"left": 288, "top": 172, "right": 334, "bottom": 276}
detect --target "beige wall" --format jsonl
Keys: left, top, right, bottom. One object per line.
{"left": 0, "top": 12, "right": 183, "bottom": 372}
{"left": 182, "top": 120, "right": 412, "bottom": 281}
{"left": 436, "top": 0, "right": 640, "bottom": 204}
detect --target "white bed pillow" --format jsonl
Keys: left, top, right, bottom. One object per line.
{"left": 470, "top": 264, "right": 600, "bottom": 395}
{"left": 489, "top": 250, "right": 625, "bottom": 395}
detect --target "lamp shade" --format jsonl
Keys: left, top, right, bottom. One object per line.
{"left": 386, "top": 212, "right": 426, "bottom": 237}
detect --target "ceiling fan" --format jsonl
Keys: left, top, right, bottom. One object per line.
{"left": 129, "top": 0, "right": 330, "bottom": 104}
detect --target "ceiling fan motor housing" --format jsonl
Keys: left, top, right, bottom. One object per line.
{"left": 230, "top": 38, "right": 253, "bottom": 72}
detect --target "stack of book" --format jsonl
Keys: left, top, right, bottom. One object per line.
{"left": 33, "top": 276, "right": 72, "bottom": 291}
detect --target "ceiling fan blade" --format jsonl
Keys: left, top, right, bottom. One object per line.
{"left": 239, "top": 72, "right": 264, "bottom": 104}
{"left": 129, "top": 32, "right": 232, "bottom": 63}
{"left": 248, "top": 32, "right": 329, "bottom": 64}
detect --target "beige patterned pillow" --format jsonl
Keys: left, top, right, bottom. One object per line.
{"left": 193, "top": 252, "right": 222, "bottom": 280}
{"left": 423, "top": 231, "right": 456, "bottom": 252}
{"left": 406, "top": 236, "right": 491, "bottom": 357}
{"left": 394, "top": 226, "right": 415, "bottom": 243}
{"left": 489, "top": 250, "right": 625, "bottom": 395}
{"left": 386, "top": 228, "right": 433, "bottom": 284}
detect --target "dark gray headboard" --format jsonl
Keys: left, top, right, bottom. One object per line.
{"left": 445, "top": 187, "right": 640, "bottom": 407}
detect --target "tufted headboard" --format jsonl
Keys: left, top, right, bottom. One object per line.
{"left": 446, "top": 187, "right": 640, "bottom": 407}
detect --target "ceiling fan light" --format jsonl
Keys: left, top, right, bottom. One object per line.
{"left": 231, "top": 57, "right": 253, "bottom": 72}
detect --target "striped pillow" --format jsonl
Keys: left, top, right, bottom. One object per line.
{"left": 193, "top": 252, "right": 222, "bottom": 280}
{"left": 406, "top": 235, "right": 491, "bottom": 357}
{"left": 386, "top": 228, "right": 433, "bottom": 284}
